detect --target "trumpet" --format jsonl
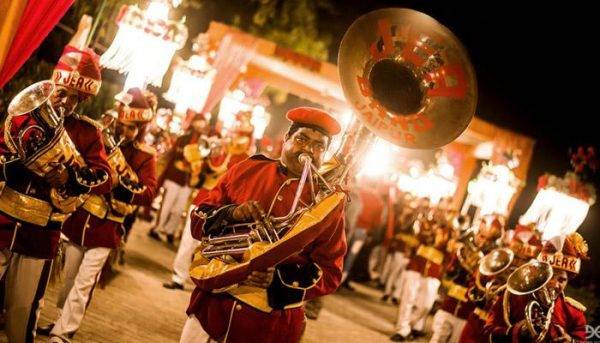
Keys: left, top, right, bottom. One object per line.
{"left": 507, "top": 260, "right": 556, "bottom": 342}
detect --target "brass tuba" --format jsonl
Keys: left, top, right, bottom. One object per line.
{"left": 4, "top": 81, "right": 89, "bottom": 213}
{"left": 191, "top": 8, "right": 477, "bottom": 294}
{"left": 467, "top": 247, "right": 514, "bottom": 302}
{"left": 507, "top": 260, "right": 556, "bottom": 342}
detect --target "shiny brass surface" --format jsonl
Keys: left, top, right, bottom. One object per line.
{"left": 338, "top": 8, "right": 477, "bottom": 148}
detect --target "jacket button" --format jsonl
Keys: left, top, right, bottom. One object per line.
{"left": 235, "top": 304, "right": 242, "bottom": 311}
{"left": 277, "top": 195, "right": 283, "bottom": 201}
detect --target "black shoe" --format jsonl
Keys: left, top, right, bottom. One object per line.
{"left": 411, "top": 330, "right": 426, "bottom": 338}
{"left": 163, "top": 281, "right": 184, "bottom": 290}
{"left": 381, "top": 294, "right": 390, "bottom": 302}
{"left": 166, "top": 234, "right": 174, "bottom": 245}
{"left": 389, "top": 333, "right": 411, "bottom": 342}
{"left": 37, "top": 323, "right": 55, "bottom": 336}
{"left": 391, "top": 297, "right": 399, "bottom": 306}
{"left": 341, "top": 281, "right": 355, "bottom": 291}
{"left": 148, "top": 230, "right": 161, "bottom": 241}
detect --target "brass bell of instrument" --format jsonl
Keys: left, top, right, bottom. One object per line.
{"left": 338, "top": 8, "right": 477, "bottom": 149}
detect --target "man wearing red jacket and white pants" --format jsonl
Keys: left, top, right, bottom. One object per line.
{"left": 0, "top": 44, "right": 112, "bottom": 342}
{"left": 41, "top": 88, "right": 158, "bottom": 342}
{"left": 179, "top": 107, "right": 346, "bottom": 343}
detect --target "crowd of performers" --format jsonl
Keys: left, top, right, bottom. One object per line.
{"left": 338, "top": 183, "right": 590, "bottom": 342}
{"left": 0, "top": 31, "right": 593, "bottom": 343}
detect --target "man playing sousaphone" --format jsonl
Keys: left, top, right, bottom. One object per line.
{"left": 179, "top": 107, "right": 346, "bottom": 343}
{"left": 483, "top": 232, "right": 588, "bottom": 342}
{"left": 0, "top": 41, "right": 112, "bottom": 342}
{"left": 37, "top": 87, "right": 158, "bottom": 342}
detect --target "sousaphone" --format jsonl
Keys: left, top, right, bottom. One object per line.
{"left": 189, "top": 8, "right": 477, "bottom": 309}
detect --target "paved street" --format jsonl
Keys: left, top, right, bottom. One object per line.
{"left": 1, "top": 221, "right": 428, "bottom": 343}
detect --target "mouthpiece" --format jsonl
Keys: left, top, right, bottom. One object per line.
{"left": 298, "top": 153, "right": 312, "bottom": 164}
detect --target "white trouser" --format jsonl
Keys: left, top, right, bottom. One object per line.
{"left": 2, "top": 248, "right": 53, "bottom": 343}
{"left": 430, "top": 309, "right": 467, "bottom": 343}
{"left": 172, "top": 206, "right": 201, "bottom": 285}
{"left": 395, "top": 270, "right": 440, "bottom": 337}
{"left": 50, "top": 242, "right": 111, "bottom": 338}
{"left": 157, "top": 179, "right": 193, "bottom": 236}
{"left": 180, "top": 315, "right": 216, "bottom": 343}
{"left": 383, "top": 252, "right": 408, "bottom": 297}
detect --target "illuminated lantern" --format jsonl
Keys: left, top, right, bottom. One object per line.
{"left": 462, "top": 162, "right": 521, "bottom": 219}
{"left": 100, "top": 0, "right": 188, "bottom": 90}
{"left": 163, "top": 33, "right": 215, "bottom": 115}
{"left": 520, "top": 172, "right": 595, "bottom": 240}
{"left": 250, "top": 105, "right": 270, "bottom": 140}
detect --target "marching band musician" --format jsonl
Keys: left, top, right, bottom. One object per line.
{"left": 506, "top": 222, "right": 543, "bottom": 267}
{"left": 457, "top": 218, "right": 509, "bottom": 343}
{"left": 39, "top": 88, "right": 158, "bottom": 342}
{"left": 380, "top": 197, "right": 421, "bottom": 304}
{"left": 391, "top": 210, "right": 450, "bottom": 341}
{"left": 163, "top": 114, "right": 252, "bottom": 291}
{"left": 483, "top": 232, "right": 588, "bottom": 342}
{"left": 0, "top": 44, "right": 112, "bottom": 342}
{"left": 179, "top": 107, "right": 346, "bottom": 343}
{"left": 430, "top": 215, "right": 502, "bottom": 343}
{"left": 149, "top": 115, "right": 211, "bottom": 244}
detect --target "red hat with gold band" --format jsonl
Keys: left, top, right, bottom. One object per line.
{"left": 286, "top": 107, "right": 341, "bottom": 136}
{"left": 537, "top": 232, "right": 589, "bottom": 275}
{"left": 52, "top": 45, "right": 102, "bottom": 97}
{"left": 115, "top": 88, "right": 155, "bottom": 122}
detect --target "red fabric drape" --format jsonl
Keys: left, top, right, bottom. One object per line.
{"left": 185, "top": 33, "right": 257, "bottom": 126}
{"left": 0, "top": 0, "right": 73, "bottom": 88}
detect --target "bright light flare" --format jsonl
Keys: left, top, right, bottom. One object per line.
{"left": 520, "top": 188, "right": 590, "bottom": 241}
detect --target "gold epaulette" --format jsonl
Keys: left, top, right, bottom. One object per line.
{"left": 76, "top": 114, "right": 104, "bottom": 130}
{"left": 565, "top": 296, "right": 587, "bottom": 312}
{"left": 134, "top": 142, "right": 157, "bottom": 156}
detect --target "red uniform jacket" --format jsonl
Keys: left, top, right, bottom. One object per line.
{"left": 159, "top": 132, "right": 199, "bottom": 187}
{"left": 0, "top": 115, "right": 112, "bottom": 259}
{"left": 62, "top": 141, "right": 157, "bottom": 249}
{"left": 439, "top": 253, "right": 476, "bottom": 320}
{"left": 406, "top": 228, "right": 447, "bottom": 279}
{"left": 356, "top": 189, "right": 384, "bottom": 232}
{"left": 191, "top": 152, "right": 248, "bottom": 206}
{"left": 483, "top": 292, "right": 587, "bottom": 342}
{"left": 187, "top": 156, "right": 346, "bottom": 343}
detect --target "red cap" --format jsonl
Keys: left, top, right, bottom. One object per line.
{"left": 52, "top": 45, "right": 102, "bottom": 96}
{"left": 115, "top": 88, "right": 154, "bottom": 122}
{"left": 286, "top": 107, "right": 341, "bottom": 136}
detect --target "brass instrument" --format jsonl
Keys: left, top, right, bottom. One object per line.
{"left": 4, "top": 81, "right": 90, "bottom": 213}
{"left": 455, "top": 230, "right": 483, "bottom": 275}
{"left": 103, "top": 129, "right": 141, "bottom": 216}
{"left": 190, "top": 8, "right": 477, "bottom": 300}
{"left": 183, "top": 136, "right": 228, "bottom": 188}
{"left": 467, "top": 247, "right": 514, "bottom": 303}
{"left": 507, "top": 260, "right": 556, "bottom": 342}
